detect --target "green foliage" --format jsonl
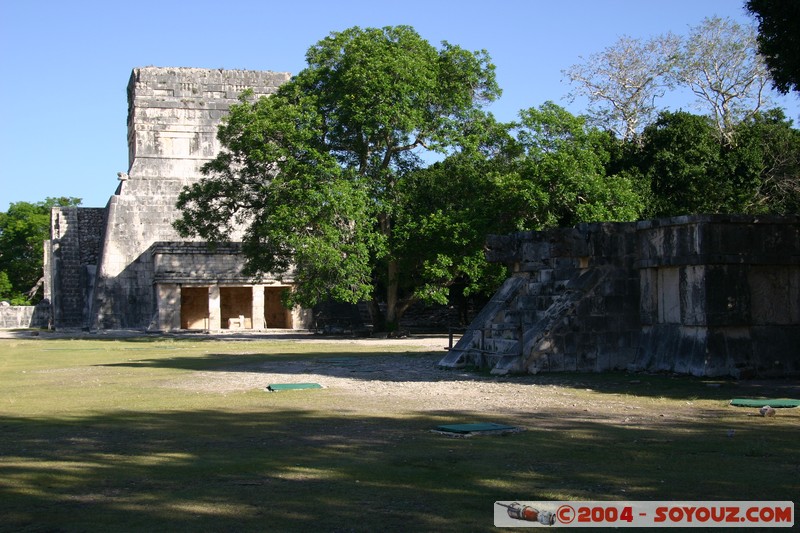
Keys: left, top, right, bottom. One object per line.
{"left": 0, "top": 272, "right": 26, "bottom": 305}
{"left": 726, "top": 109, "right": 800, "bottom": 214}
{"left": 0, "top": 197, "right": 81, "bottom": 304}
{"left": 636, "top": 111, "right": 729, "bottom": 217}
{"left": 176, "top": 26, "right": 500, "bottom": 327}
{"left": 747, "top": 0, "right": 800, "bottom": 95}
{"left": 390, "top": 104, "right": 644, "bottom": 309}
{"left": 392, "top": 117, "right": 517, "bottom": 306}
{"left": 620, "top": 109, "right": 800, "bottom": 217}
{"left": 512, "top": 102, "right": 643, "bottom": 228}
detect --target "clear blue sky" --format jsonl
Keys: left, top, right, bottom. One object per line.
{"left": 1, "top": 0, "right": 797, "bottom": 208}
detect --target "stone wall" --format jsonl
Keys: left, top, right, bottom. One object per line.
{"left": 441, "top": 215, "right": 800, "bottom": 378}
{"left": 0, "top": 301, "right": 51, "bottom": 329}
{"left": 150, "top": 242, "right": 309, "bottom": 331}
{"left": 151, "top": 242, "right": 289, "bottom": 285}
{"left": 48, "top": 207, "right": 106, "bottom": 328}
{"left": 634, "top": 215, "right": 800, "bottom": 377}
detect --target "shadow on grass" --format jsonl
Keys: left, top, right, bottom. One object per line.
{"left": 15, "top": 331, "right": 799, "bottom": 402}
{"left": 96, "top": 349, "right": 800, "bottom": 403}
{"left": 3, "top": 329, "right": 429, "bottom": 344}
{"left": 2, "top": 405, "right": 798, "bottom": 532}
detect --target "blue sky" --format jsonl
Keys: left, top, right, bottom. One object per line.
{"left": 1, "top": 0, "right": 797, "bottom": 208}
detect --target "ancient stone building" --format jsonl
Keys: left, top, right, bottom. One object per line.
{"left": 38, "top": 67, "right": 800, "bottom": 378}
{"left": 46, "top": 67, "right": 312, "bottom": 331}
{"left": 440, "top": 215, "right": 800, "bottom": 378}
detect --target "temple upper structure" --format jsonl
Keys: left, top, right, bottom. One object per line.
{"left": 46, "top": 67, "right": 311, "bottom": 332}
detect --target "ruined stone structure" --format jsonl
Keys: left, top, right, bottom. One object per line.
{"left": 35, "top": 66, "right": 800, "bottom": 378}
{"left": 46, "top": 67, "right": 312, "bottom": 331}
{"left": 0, "top": 302, "right": 50, "bottom": 329}
{"left": 440, "top": 215, "right": 800, "bottom": 378}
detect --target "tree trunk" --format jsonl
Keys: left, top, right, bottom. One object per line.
{"left": 385, "top": 259, "right": 399, "bottom": 330}
{"left": 26, "top": 277, "right": 44, "bottom": 301}
{"left": 367, "top": 297, "right": 385, "bottom": 332}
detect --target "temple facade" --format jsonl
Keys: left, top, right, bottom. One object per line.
{"left": 45, "top": 67, "right": 311, "bottom": 331}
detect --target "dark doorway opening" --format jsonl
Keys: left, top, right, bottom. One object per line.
{"left": 181, "top": 287, "right": 209, "bottom": 330}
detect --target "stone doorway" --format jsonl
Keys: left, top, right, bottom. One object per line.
{"left": 265, "top": 287, "right": 291, "bottom": 329}
{"left": 181, "top": 287, "right": 209, "bottom": 330}
{"left": 220, "top": 287, "right": 253, "bottom": 329}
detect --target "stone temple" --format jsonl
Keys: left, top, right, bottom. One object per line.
{"left": 35, "top": 66, "right": 799, "bottom": 378}
{"left": 45, "top": 67, "right": 312, "bottom": 332}
{"left": 440, "top": 216, "right": 800, "bottom": 378}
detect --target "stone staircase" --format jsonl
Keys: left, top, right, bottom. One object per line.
{"left": 439, "top": 265, "right": 618, "bottom": 374}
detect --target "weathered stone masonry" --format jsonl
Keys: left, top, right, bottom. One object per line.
{"left": 33, "top": 67, "right": 800, "bottom": 380}
{"left": 48, "top": 207, "right": 105, "bottom": 328}
{"left": 151, "top": 242, "right": 308, "bottom": 331}
{"left": 45, "top": 67, "right": 314, "bottom": 332}
{"left": 440, "top": 215, "right": 800, "bottom": 378}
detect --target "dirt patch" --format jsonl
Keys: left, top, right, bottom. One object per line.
{"left": 9, "top": 329, "right": 797, "bottom": 429}
{"left": 157, "top": 334, "right": 800, "bottom": 432}
{"left": 163, "top": 349, "right": 730, "bottom": 432}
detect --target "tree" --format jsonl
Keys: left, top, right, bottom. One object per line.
{"left": 621, "top": 108, "right": 800, "bottom": 218}
{"left": 565, "top": 17, "right": 775, "bottom": 146}
{"left": 0, "top": 197, "right": 81, "bottom": 304}
{"left": 175, "top": 26, "right": 501, "bottom": 330}
{"left": 631, "top": 110, "right": 789, "bottom": 217}
{"left": 511, "top": 102, "right": 644, "bottom": 227}
{"left": 635, "top": 111, "right": 729, "bottom": 217}
{"left": 725, "top": 109, "right": 800, "bottom": 214}
{"left": 670, "top": 16, "right": 772, "bottom": 145}
{"left": 563, "top": 34, "right": 681, "bottom": 141}
{"left": 746, "top": 0, "right": 800, "bottom": 95}
{"left": 363, "top": 104, "right": 645, "bottom": 323}
{"left": 389, "top": 114, "right": 518, "bottom": 316}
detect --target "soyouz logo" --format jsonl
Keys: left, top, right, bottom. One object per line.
{"left": 494, "top": 501, "right": 794, "bottom": 528}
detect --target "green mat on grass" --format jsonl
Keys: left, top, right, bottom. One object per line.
{"left": 730, "top": 398, "right": 800, "bottom": 408}
{"left": 435, "top": 422, "right": 519, "bottom": 434}
{"left": 267, "top": 383, "right": 323, "bottom": 392}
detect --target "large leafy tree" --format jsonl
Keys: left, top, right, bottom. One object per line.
{"left": 387, "top": 103, "right": 644, "bottom": 323}
{"left": 635, "top": 111, "right": 731, "bottom": 217}
{"left": 746, "top": 0, "right": 800, "bottom": 95}
{"left": 623, "top": 109, "right": 799, "bottom": 217}
{"left": 389, "top": 114, "right": 517, "bottom": 317}
{"left": 175, "top": 26, "right": 501, "bottom": 329}
{"left": 511, "top": 102, "right": 643, "bottom": 227}
{"left": 725, "top": 109, "right": 800, "bottom": 214}
{"left": 0, "top": 197, "right": 81, "bottom": 304}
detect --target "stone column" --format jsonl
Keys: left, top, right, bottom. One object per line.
{"left": 252, "top": 285, "right": 265, "bottom": 330}
{"left": 208, "top": 285, "right": 221, "bottom": 331}
{"left": 155, "top": 284, "right": 181, "bottom": 331}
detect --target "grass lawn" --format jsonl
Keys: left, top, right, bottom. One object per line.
{"left": 0, "top": 335, "right": 797, "bottom": 531}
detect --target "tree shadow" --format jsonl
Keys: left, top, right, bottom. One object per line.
{"left": 1, "top": 405, "right": 797, "bottom": 532}
{"left": 2, "top": 329, "right": 452, "bottom": 344}
{"left": 96, "top": 348, "right": 800, "bottom": 402}
{"left": 7, "top": 331, "right": 799, "bottom": 402}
